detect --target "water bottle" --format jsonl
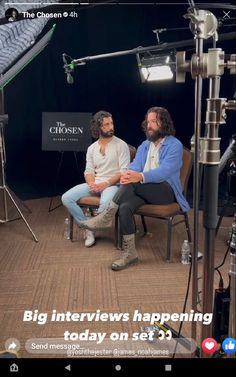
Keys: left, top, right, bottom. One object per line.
{"left": 181, "top": 240, "right": 190, "bottom": 264}
{"left": 230, "top": 213, "right": 236, "bottom": 250}
{"left": 227, "top": 229, "right": 232, "bottom": 245}
{"left": 64, "top": 217, "right": 70, "bottom": 240}
{"left": 228, "top": 213, "right": 236, "bottom": 246}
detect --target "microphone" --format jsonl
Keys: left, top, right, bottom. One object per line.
{"left": 62, "top": 53, "right": 74, "bottom": 84}
{"left": 66, "top": 71, "right": 74, "bottom": 84}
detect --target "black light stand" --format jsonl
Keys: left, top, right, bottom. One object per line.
{"left": 0, "top": 24, "right": 56, "bottom": 241}
{"left": 0, "top": 110, "right": 38, "bottom": 242}
{"left": 176, "top": 4, "right": 221, "bottom": 345}
{"left": 184, "top": 6, "right": 205, "bottom": 342}
{"left": 201, "top": 86, "right": 236, "bottom": 352}
{"left": 175, "top": 3, "right": 236, "bottom": 356}
{"left": 178, "top": 56, "right": 235, "bottom": 357}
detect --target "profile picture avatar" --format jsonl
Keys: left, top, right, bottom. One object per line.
{"left": 5, "top": 8, "right": 19, "bottom": 22}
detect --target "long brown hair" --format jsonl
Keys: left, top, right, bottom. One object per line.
{"left": 142, "top": 107, "right": 176, "bottom": 137}
{"left": 90, "top": 110, "right": 112, "bottom": 139}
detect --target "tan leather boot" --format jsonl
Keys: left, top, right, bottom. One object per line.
{"left": 80, "top": 201, "right": 118, "bottom": 231}
{"left": 111, "top": 234, "right": 139, "bottom": 271}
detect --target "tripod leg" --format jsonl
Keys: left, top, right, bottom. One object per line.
{"left": 48, "top": 152, "right": 64, "bottom": 212}
{"left": 7, "top": 187, "right": 32, "bottom": 214}
{"left": 0, "top": 128, "right": 9, "bottom": 221}
{"left": 17, "top": 198, "right": 32, "bottom": 214}
{"left": 5, "top": 187, "right": 38, "bottom": 242}
{"left": 1, "top": 186, "right": 8, "bottom": 221}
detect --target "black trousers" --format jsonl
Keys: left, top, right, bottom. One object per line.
{"left": 113, "top": 182, "right": 175, "bottom": 235}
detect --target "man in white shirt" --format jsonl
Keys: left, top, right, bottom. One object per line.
{"left": 62, "top": 110, "right": 130, "bottom": 247}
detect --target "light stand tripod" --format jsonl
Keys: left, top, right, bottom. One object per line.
{"left": 178, "top": 19, "right": 236, "bottom": 357}
{"left": 0, "top": 24, "right": 56, "bottom": 242}
{"left": 0, "top": 111, "right": 38, "bottom": 242}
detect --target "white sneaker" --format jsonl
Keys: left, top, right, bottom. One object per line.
{"left": 84, "top": 230, "right": 95, "bottom": 247}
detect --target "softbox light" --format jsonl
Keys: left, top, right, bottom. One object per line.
{"left": 0, "top": 0, "right": 60, "bottom": 75}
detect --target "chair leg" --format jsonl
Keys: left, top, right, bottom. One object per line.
{"left": 89, "top": 207, "right": 94, "bottom": 217}
{"left": 69, "top": 215, "right": 74, "bottom": 241}
{"left": 141, "top": 215, "right": 148, "bottom": 233}
{"left": 166, "top": 218, "right": 173, "bottom": 262}
{"left": 114, "top": 213, "right": 118, "bottom": 248}
{"left": 184, "top": 213, "right": 192, "bottom": 243}
{"left": 119, "top": 230, "right": 122, "bottom": 249}
{"left": 114, "top": 213, "right": 122, "bottom": 249}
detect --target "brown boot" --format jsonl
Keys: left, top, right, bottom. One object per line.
{"left": 80, "top": 201, "right": 118, "bottom": 231}
{"left": 111, "top": 234, "right": 139, "bottom": 271}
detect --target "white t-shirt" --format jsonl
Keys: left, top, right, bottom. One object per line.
{"left": 84, "top": 136, "right": 130, "bottom": 183}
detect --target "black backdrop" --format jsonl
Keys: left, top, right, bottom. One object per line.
{"left": 3, "top": 4, "right": 236, "bottom": 200}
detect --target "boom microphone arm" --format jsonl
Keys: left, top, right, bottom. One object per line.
{"left": 71, "top": 31, "right": 236, "bottom": 67}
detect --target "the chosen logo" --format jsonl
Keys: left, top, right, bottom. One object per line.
{"left": 201, "top": 337, "right": 218, "bottom": 354}
{"left": 222, "top": 338, "right": 236, "bottom": 354}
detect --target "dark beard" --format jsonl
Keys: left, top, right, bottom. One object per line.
{"left": 146, "top": 129, "right": 164, "bottom": 142}
{"left": 100, "top": 130, "right": 114, "bottom": 138}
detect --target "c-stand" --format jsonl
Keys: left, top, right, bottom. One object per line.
{"left": 0, "top": 24, "right": 55, "bottom": 242}
{"left": 175, "top": 6, "right": 236, "bottom": 355}
{"left": 0, "top": 110, "right": 38, "bottom": 242}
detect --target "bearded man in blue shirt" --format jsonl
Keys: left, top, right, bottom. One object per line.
{"left": 80, "top": 107, "right": 190, "bottom": 271}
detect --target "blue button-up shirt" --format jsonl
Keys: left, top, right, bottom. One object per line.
{"left": 128, "top": 136, "right": 190, "bottom": 212}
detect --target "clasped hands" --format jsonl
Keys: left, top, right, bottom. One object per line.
{"left": 88, "top": 170, "right": 143, "bottom": 192}
{"left": 120, "top": 170, "right": 143, "bottom": 184}
{"left": 88, "top": 181, "right": 109, "bottom": 193}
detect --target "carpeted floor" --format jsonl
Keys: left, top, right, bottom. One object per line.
{"left": 0, "top": 196, "right": 233, "bottom": 359}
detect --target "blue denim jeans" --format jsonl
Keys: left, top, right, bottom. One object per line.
{"left": 61, "top": 183, "right": 119, "bottom": 224}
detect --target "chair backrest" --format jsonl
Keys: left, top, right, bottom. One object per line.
{"left": 128, "top": 144, "right": 136, "bottom": 162}
{"left": 180, "top": 147, "right": 193, "bottom": 196}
